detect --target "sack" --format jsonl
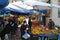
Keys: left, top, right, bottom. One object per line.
{"left": 22, "top": 32, "right": 30, "bottom": 39}
{"left": 5, "top": 34, "right": 9, "bottom": 40}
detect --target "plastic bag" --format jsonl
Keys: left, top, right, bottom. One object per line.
{"left": 5, "top": 34, "right": 9, "bottom": 40}
{"left": 22, "top": 32, "right": 30, "bottom": 39}
{"left": 58, "top": 34, "right": 60, "bottom": 40}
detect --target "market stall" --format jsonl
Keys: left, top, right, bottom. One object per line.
{"left": 0, "top": 0, "right": 60, "bottom": 40}
{"left": 30, "top": 19, "right": 60, "bottom": 40}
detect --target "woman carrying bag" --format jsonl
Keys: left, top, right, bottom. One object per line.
{"left": 20, "top": 21, "right": 30, "bottom": 40}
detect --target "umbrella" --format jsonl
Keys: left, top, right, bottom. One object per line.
{"left": 0, "top": 0, "right": 9, "bottom": 9}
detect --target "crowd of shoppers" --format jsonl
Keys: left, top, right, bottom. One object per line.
{"left": 0, "top": 16, "right": 18, "bottom": 40}
{"left": 0, "top": 15, "right": 55, "bottom": 40}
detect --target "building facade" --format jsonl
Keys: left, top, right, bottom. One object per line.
{"left": 50, "top": 0, "right": 59, "bottom": 26}
{"left": 45, "top": 0, "right": 60, "bottom": 26}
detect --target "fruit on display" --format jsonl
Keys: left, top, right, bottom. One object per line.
{"left": 51, "top": 29, "right": 58, "bottom": 34}
{"left": 18, "top": 16, "right": 24, "bottom": 23}
{"left": 31, "top": 26, "right": 60, "bottom": 34}
{"left": 31, "top": 19, "right": 60, "bottom": 34}
{"left": 43, "top": 29, "right": 52, "bottom": 34}
{"left": 31, "top": 26, "right": 44, "bottom": 35}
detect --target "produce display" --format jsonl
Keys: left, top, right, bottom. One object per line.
{"left": 31, "top": 26, "right": 53, "bottom": 35}
{"left": 18, "top": 16, "right": 25, "bottom": 24}
{"left": 43, "top": 29, "right": 52, "bottom": 34}
{"left": 31, "top": 26, "right": 60, "bottom": 35}
{"left": 31, "top": 20, "right": 60, "bottom": 35}
{"left": 31, "top": 26, "right": 44, "bottom": 35}
{"left": 51, "top": 29, "right": 59, "bottom": 34}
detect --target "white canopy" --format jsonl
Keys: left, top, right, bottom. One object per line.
{"left": 6, "top": 1, "right": 33, "bottom": 10}
{"left": 22, "top": 0, "right": 60, "bottom": 8}
{"left": 50, "top": 4, "right": 60, "bottom": 8}
{"left": 22, "top": 0, "right": 50, "bottom": 7}
{"left": 5, "top": 1, "right": 34, "bottom": 13}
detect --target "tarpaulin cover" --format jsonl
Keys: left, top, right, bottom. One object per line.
{"left": 0, "top": 0, "right": 9, "bottom": 9}
{"left": 5, "top": 3, "right": 34, "bottom": 14}
{"left": 33, "top": 9, "right": 47, "bottom": 13}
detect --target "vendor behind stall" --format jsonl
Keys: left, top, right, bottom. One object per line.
{"left": 47, "top": 19, "right": 55, "bottom": 29}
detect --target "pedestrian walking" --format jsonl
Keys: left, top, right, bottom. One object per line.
{"left": 20, "top": 21, "right": 30, "bottom": 40}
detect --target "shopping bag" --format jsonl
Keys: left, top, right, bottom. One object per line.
{"left": 58, "top": 34, "right": 60, "bottom": 40}
{"left": 5, "top": 34, "right": 9, "bottom": 40}
{"left": 22, "top": 32, "right": 30, "bottom": 39}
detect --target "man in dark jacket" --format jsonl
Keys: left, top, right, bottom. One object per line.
{"left": 9, "top": 17, "right": 18, "bottom": 35}
{"left": 0, "top": 21, "right": 11, "bottom": 40}
{"left": 48, "top": 19, "right": 55, "bottom": 29}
